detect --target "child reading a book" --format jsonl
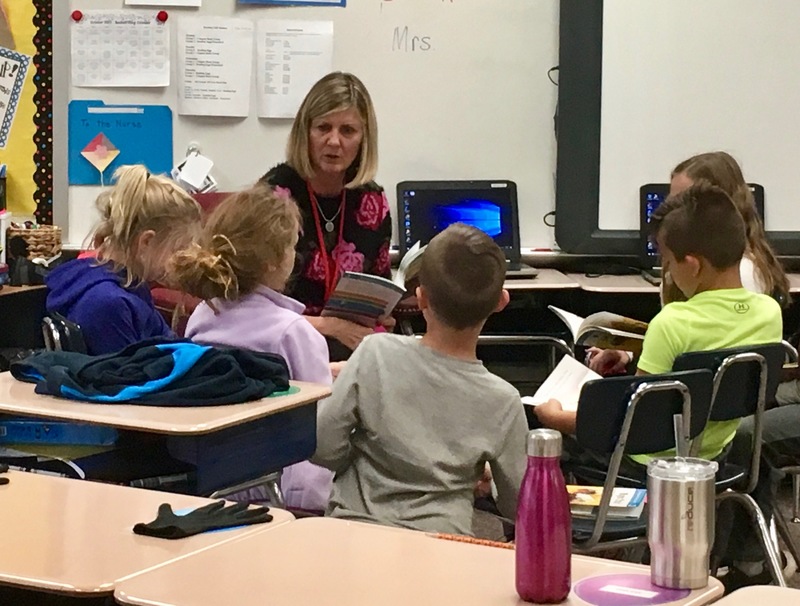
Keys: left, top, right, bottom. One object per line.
{"left": 311, "top": 223, "right": 528, "bottom": 534}
{"left": 589, "top": 151, "right": 788, "bottom": 376}
{"left": 170, "top": 184, "right": 334, "bottom": 511}
{"left": 535, "top": 182, "right": 782, "bottom": 468}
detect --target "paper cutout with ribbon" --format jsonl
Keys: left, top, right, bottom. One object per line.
{"left": 80, "top": 133, "right": 119, "bottom": 185}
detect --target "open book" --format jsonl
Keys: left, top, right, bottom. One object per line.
{"left": 549, "top": 305, "right": 649, "bottom": 355}
{"left": 521, "top": 354, "right": 601, "bottom": 412}
{"left": 322, "top": 242, "right": 427, "bottom": 327}
{"left": 568, "top": 485, "right": 647, "bottom": 520}
{"left": 394, "top": 241, "right": 426, "bottom": 294}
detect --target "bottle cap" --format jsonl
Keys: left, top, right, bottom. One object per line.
{"left": 647, "top": 457, "right": 718, "bottom": 482}
{"left": 527, "top": 428, "right": 562, "bottom": 457}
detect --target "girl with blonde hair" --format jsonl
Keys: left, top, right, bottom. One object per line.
{"left": 46, "top": 165, "right": 201, "bottom": 355}
{"left": 260, "top": 72, "right": 393, "bottom": 361}
{"left": 663, "top": 151, "right": 789, "bottom": 306}
{"left": 171, "top": 184, "right": 333, "bottom": 511}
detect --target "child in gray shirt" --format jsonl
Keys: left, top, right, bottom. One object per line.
{"left": 312, "top": 224, "right": 528, "bottom": 535}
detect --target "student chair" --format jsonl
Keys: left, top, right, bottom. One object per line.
{"left": 673, "top": 343, "right": 786, "bottom": 586}
{"left": 41, "top": 312, "right": 87, "bottom": 354}
{"left": 570, "top": 369, "right": 714, "bottom": 554}
{"left": 773, "top": 341, "right": 800, "bottom": 568}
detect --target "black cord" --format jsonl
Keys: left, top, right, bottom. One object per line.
{"left": 543, "top": 211, "right": 556, "bottom": 228}
{"left": 547, "top": 66, "right": 559, "bottom": 86}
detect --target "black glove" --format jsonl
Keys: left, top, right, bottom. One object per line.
{"left": 133, "top": 501, "right": 273, "bottom": 539}
{"left": 0, "top": 463, "right": 8, "bottom": 485}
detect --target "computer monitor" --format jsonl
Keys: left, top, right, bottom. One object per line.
{"left": 396, "top": 180, "right": 522, "bottom": 264}
{"left": 639, "top": 182, "right": 765, "bottom": 270}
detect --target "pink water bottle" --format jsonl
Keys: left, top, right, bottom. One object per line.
{"left": 515, "top": 428, "right": 571, "bottom": 603}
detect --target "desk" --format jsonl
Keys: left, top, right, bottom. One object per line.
{"left": 0, "top": 374, "right": 329, "bottom": 435}
{"left": 115, "top": 517, "right": 723, "bottom": 606}
{"left": 0, "top": 470, "right": 294, "bottom": 596}
{"left": 0, "top": 374, "right": 331, "bottom": 494}
{"left": 714, "top": 585, "right": 800, "bottom": 603}
{"left": 568, "top": 273, "right": 660, "bottom": 294}
{"left": 505, "top": 268, "right": 580, "bottom": 291}
{"left": 571, "top": 272, "right": 800, "bottom": 295}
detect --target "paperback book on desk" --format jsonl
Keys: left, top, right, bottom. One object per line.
{"left": 322, "top": 242, "right": 426, "bottom": 327}
{"left": 549, "top": 305, "right": 649, "bottom": 355}
{"left": 568, "top": 485, "right": 647, "bottom": 519}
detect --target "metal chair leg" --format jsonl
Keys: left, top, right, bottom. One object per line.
{"left": 774, "top": 505, "right": 800, "bottom": 572}
{"left": 718, "top": 492, "right": 787, "bottom": 587}
{"left": 793, "top": 474, "right": 800, "bottom": 523}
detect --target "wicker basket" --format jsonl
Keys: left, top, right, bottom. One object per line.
{"left": 6, "top": 225, "right": 62, "bottom": 259}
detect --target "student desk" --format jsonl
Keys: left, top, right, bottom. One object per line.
{"left": 568, "top": 273, "right": 660, "bottom": 294}
{"left": 0, "top": 374, "right": 331, "bottom": 494}
{"left": 504, "top": 268, "right": 580, "bottom": 291}
{"left": 714, "top": 585, "right": 800, "bottom": 603}
{"left": 571, "top": 272, "right": 800, "bottom": 294}
{"left": 0, "top": 470, "right": 294, "bottom": 597}
{"left": 114, "top": 517, "right": 724, "bottom": 606}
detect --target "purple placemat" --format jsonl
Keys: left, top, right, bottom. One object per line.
{"left": 573, "top": 573, "right": 691, "bottom": 606}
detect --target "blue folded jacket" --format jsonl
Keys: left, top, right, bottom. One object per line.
{"left": 10, "top": 338, "right": 290, "bottom": 406}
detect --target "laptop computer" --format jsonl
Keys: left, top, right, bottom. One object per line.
{"left": 639, "top": 182, "right": 765, "bottom": 285}
{"left": 396, "top": 180, "right": 538, "bottom": 278}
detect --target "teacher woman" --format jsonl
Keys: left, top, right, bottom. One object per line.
{"left": 260, "top": 72, "right": 393, "bottom": 359}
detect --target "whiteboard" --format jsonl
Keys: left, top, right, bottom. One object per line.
{"left": 57, "top": 0, "right": 559, "bottom": 248}
{"left": 599, "top": 0, "right": 800, "bottom": 233}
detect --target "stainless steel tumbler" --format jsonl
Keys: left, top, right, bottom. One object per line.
{"left": 647, "top": 457, "right": 718, "bottom": 589}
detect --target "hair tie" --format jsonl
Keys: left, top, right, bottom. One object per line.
{"left": 211, "top": 233, "right": 238, "bottom": 256}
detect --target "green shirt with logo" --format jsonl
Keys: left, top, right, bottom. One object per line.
{"left": 631, "top": 288, "right": 782, "bottom": 464}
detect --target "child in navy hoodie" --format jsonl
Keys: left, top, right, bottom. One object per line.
{"left": 46, "top": 165, "right": 201, "bottom": 355}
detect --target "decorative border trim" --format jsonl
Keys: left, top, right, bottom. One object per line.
{"left": 32, "top": 0, "right": 53, "bottom": 224}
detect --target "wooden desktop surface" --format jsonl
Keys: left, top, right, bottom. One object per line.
{"left": 505, "top": 268, "right": 580, "bottom": 291}
{"left": 714, "top": 584, "right": 800, "bottom": 603}
{"left": 115, "top": 517, "right": 723, "bottom": 606}
{"left": 0, "top": 471, "right": 294, "bottom": 595}
{"left": 571, "top": 272, "right": 800, "bottom": 294}
{"left": 568, "top": 273, "right": 660, "bottom": 294}
{"left": 0, "top": 374, "right": 330, "bottom": 435}
{"left": 0, "top": 284, "right": 46, "bottom": 297}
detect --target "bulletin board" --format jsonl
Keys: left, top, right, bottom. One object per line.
{"left": 56, "top": 0, "right": 559, "bottom": 248}
{"left": 0, "top": 0, "right": 53, "bottom": 222}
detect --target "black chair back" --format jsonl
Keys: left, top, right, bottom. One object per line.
{"left": 673, "top": 343, "right": 784, "bottom": 422}
{"left": 41, "top": 313, "right": 87, "bottom": 354}
{"left": 575, "top": 369, "right": 713, "bottom": 456}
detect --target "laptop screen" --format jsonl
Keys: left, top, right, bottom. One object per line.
{"left": 639, "top": 183, "right": 765, "bottom": 268}
{"left": 397, "top": 180, "right": 520, "bottom": 261}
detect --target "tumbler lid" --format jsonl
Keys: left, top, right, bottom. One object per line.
{"left": 647, "top": 457, "right": 718, "bottom": 481}
{"left": 527, "top": 429, "right": 562, "bottom": 457}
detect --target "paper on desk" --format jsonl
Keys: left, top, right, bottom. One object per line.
{"left": 256, "top": 20, "right": 334, "bottom": 119}
{"left": 177, "top": 17, "right": 254, "bottom": 117}
{"left": 71, "top": 11, "right": 170, "bottom": 87}
{"left": 522, "top": 355, "right": 602, "bottom": 412}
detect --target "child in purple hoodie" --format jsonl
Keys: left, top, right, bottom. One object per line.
{"left": 46, "top": 165, "right": 201, "bottom": 355}
{"left": 170, "top": 184, "right": 333, "bottom": 511}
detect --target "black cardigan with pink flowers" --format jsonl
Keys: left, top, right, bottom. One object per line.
{"left": 260, "top": 163, "right": 392, "bottom": 315}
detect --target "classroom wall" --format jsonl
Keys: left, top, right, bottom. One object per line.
{"left": 56, "top": 0, "right": 560, "bottom": 249}
{"left": 598, "top": 0, "right": 800, "bottom": 234}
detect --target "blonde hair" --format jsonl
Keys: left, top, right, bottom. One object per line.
{"left": 286, "top": 72, "right": 378, "bottom": 188}
{"left": 170, "top": 185, "right": 301, "bottom": 301}
{"left": 664, "top": 151, "right": 789, "bottom": 306}
{"left": 91, "top": 165, "right": 201, "bottom": 285}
